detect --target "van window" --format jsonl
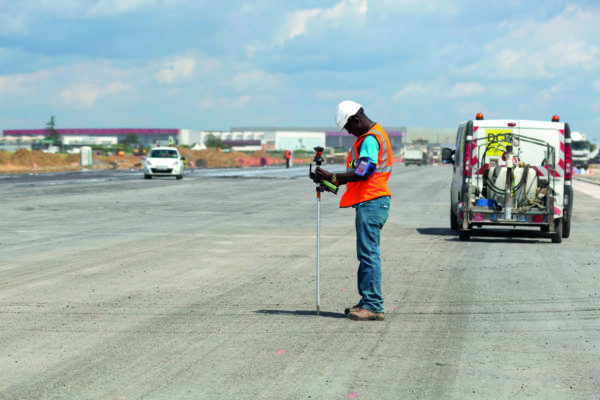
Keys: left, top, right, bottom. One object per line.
{"left": 455, "top": 127, "right": 463, "bottom": 153}
{"left": 455, "top": 126, "right": 464, "bottom": 168}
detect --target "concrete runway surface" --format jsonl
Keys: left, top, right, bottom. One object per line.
{"left": 1, "top": 165, "right": 599, "bottom": 399}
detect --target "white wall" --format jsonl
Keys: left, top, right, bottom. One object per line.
{"left": 275, "top": 131, "right": 325, "bottom": 151}
{"left": 179, "top": 129, "right": 203, "bottom": 145}
{"left": 180, "top": 129, "right": 324, "bottom": 150}
{"left": 62, "top": 136, "right": 118, "bottom": 146}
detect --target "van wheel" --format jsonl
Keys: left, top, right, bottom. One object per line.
{"left": 551, "top": 218, "right": 563, "bottom": 243}
{"left": 450, "top": 208, "right": 458, "bottom": 230}
{"left": 144, "top": 174, "right": 152, "bottom": 179}
{"left": 176, "top": 174, "right": 183, "bottom": 180}
{"left": 459, "top": 229, "right": 471, "bottom": 241}
{"left": 562, "top": 218, "right": 571, "bottom": 239}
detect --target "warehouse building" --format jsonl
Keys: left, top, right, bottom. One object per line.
{"left": 2, "top": 128, "right": 181, "bottom": 148}
{"left": 2, "top": 125, "right": 452, "bottom": 152}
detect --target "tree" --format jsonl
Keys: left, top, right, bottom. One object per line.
{"left": 45, "top": 116, "right": 62, "bottom": 149}
{"left": 123, "top": 134, "right": 139, "bottom": 146}
{"left": 204, "top": 134, "right": 229, "bottom": 149}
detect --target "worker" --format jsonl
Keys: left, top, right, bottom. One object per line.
{"left": 284, "top": 149, "right": 292, "bottom": 168}
{"left": 315, "top": 100, "right": 393, "bottom": 321}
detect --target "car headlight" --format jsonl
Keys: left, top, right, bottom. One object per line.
{"left": 145, "top": 160, "right": 152, "bottom": 166}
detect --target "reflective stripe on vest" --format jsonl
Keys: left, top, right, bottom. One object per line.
{"left": 340, "top": 123, "right": 393, "bottom": 208}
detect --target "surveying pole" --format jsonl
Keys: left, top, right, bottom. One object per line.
{"left": 316, "top": 179, "right": 322, "bottom": 316}
{"left": 309, "top": 146, "right": 338, "bottom": 317}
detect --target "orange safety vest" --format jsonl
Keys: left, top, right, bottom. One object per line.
{"left": 340, "top": 123, "right": 393, "bottom": 208}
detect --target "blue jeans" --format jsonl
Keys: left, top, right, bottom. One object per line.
{"left": 354, "top": 196, "right": 390, "bottom": 313}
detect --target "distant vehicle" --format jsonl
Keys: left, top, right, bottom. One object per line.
{"left": 403, "top": 148, "right": 426, "bottom": 166}
{"left": 442, "top": 113, "right": 573, "bottom": 243}
{"left": 430, "top": 146, "right": 442, "bottom": 164}
{"left": 42, "top": 146, "right": 60, "bottom": 154}
{"left": 325, "top": 147, "right": 347, "bottom": 164}
{"left": 144, "top": 147, "right": 185, "bottom": 180}
{"left": 571, "top": 131, "right": 592, "bottom": 169}
{"left": 589, "top": 146, "right": 598, "bottom": 163}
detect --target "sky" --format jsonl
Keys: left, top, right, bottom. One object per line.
{"left": 0, "top": 0, "right": 599, "bottom": 141}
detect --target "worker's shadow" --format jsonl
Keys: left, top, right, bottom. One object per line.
{"left": 255, "top": 309, "right": 346, "bottom": 319}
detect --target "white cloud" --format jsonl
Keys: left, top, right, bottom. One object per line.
{"left": 60, "top": 80, "right": 131, "bottom": 109}
{"left": 285, "top": 9, "right": 322, "bottom": 42}
{"left": 315, "top": 89, "right": 370, "bottom": 101}
{"left": 393, "top": 82, "right": 435, "bottom": 102}
{"left": 323, "top": 0, "right": 368, "bottom": 21}
{"left": 60, "top": 83, "right": 100, "bottom": 109}
{"left": 455, "top": 102, "right": 487, "bottom": 117}
{"left": 472, "top": 5, "right": 600, "bottom": 81}
{"left": 538, "top": 83, "right": 564, "bottom": 103}
{"left": 152, "top": 52, "right": 220, "bottom": 85}
{"left": 0, "top": 76, "right": 18, "bottom": 93}
{"left": 0, "top": 11, "right": 29, "bottom": 35}
{"left": 392, "top": 80, "right": 484, "bottom": 102}
{"left": 0, "top": 60, "right": 135, "bottom": 110}
{"left": 278, "top": 0, "right": 368, "bottom": 45}
{"left": 84, "top": 0, "right": 158, "bottom": 17}
{"left": 0, "top": 0, "right": 178, "bottom": 34}
{"left": 495, "top": 49, "right": 520, "bottom": 71}
{"left": 230, "top": 69, "right": 283, "bottom": 93}
{"left": 0, "top": 69, "right": 52, "bottom": 96}
{"left": 593, "top": 80, "right": 600, "bottom": 112}
{"left": 448, "top": 82, "right": 485, "bottom": 98}
{"left": 104, "top": 81, "right": 130, "bottom": 95}
{"left": 375, "top": 0, "right": 458, "bottom": 15}
{"left": 551, "top": 41, "right": 599, "bottom": 70}
{"left": 1, "top": 1, "right": 599, "bottom": 134}
{"left": 155, "top": 56, "right": 196, "bottom": 84}
{"left": 198, "top": 95, "right": 252, "bottom": 111}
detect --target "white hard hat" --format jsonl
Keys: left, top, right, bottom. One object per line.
{"left": 335, "top": 100, "right": 362, "bottom": 131}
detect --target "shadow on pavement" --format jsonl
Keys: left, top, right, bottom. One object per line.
{"left": 255, "top": 309, "right": 346, "bottom": 319}
{"left": 419, "top": 226, "right": 553, "bottom": 243}
{"left": 416, "top": 227, "right": 456, "bottom": 236}
{"left": 463, "top": 228, "right": 551, "bottom": 243}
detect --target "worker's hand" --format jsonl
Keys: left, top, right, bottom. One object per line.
{"left": 315, "top": 166, "right": 333, "bottom": 182}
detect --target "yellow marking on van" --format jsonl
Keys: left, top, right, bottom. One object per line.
{"left": 485, "top": 129, "right": 514, "bottom": 157}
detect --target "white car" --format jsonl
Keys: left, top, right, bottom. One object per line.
{"left": 144, "top": 147, "right": 185, "bottom": 180}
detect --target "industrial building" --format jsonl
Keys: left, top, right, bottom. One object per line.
{"left": 2, "top": 128, "right": 180, "bottom": 148}
{"left": 404, "top": 127, "right": 456, "bottom": 145}
{"left": 2, "top": 124, "right": 453, "bottom": 152}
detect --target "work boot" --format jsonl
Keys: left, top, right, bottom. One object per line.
{"left": 344, "top": 303, "right": 362, "bottom": 316}
{"left": 348, "top": 308, "right": 385, "bottom": 321}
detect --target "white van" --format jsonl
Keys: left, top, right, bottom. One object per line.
{"left": 442, "top": 114, "right": 573, "bottom": 243}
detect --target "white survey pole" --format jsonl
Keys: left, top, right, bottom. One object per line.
{"left": 316, "top": 189, "right": 321, "bottom": 316}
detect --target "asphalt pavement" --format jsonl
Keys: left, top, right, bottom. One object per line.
{"left": 1, "top": 165, "right": 599, "bottom": 399}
